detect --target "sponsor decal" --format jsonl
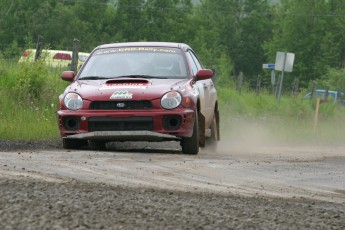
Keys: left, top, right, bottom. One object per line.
{"left": 99, "top": 82, "right": 147, "bottom": 90}
{"left": 110, "top": 91, "right": 133, "bottom": 99}
{"left": 95, "top": 47, "right": 177, "bottom": 55}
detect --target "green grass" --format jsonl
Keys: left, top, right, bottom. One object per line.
{"left": 218, "top": 86, "right": 345, "bottom": 144}
{"left": 0, "top": 60, "right": 68, "bottom": 140}
{"left": 0, "top": 103, "right": 58, "bottom": 140}
{"left": 1, "top": 59, "right": 345, "bottom": 144}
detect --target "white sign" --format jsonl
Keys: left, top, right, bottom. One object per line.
{"left": 275, "top": 52, "right": 295, "bottom": 72}
{"left": 263, "top": 63, "right": 275, "bottom": 69}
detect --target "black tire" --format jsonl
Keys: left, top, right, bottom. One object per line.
{"left": 62, "top": 139, "right": 87, "bottom": 150}
{"left": 88, "top": 140, "right": 107, "bottom": 151}
{"left": 181, "top": 112, "right": 199, "bottom": 155}
{"left": 204, "top": 114, "right": 218, "bottom": 153}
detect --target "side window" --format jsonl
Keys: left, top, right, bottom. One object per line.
{"left": 189, "top": 50, "right": 203, "bottom": 70}
{"left": 185, "top": 51, "right": 198, "bottom": 76}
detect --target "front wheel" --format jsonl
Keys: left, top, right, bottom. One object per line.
{"left": 88, "top": 140, "right": 107, "bottom": 151}
{"left": 62, "top": 139, "right": 87, "bottom": 150}
{"left": 181, "top": 112, "right": 199, "bottom": 155}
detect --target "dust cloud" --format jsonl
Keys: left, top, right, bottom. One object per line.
{"left": 216, "top": 115, "right": 345, "bottom": 155}
{"left": 103, "top": 115, "right": 345, "bottom": 155}
{"left": 217, "top": 118, "right": 277, "bottom": 154}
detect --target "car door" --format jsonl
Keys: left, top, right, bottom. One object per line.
{"left": 185, "top": 49, "right": 216, "bottom": 127}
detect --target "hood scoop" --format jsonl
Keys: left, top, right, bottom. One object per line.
{"left": 103, "top": 79, "right": 149, "bottom": 89}
{"left": 106, "top": 79, "right": 149, "bottom": 84}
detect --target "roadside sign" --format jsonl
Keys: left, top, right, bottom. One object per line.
{"left": 275, "top": 52, "right": 295, "bottom": 72}
{"left": 275, "top": 51, "right": 295, "bottom": 107}
{"left": 263, "top": 63, "right": 275, "bottom": 69}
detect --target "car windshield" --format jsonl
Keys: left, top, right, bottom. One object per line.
{"left": 317, "top": 91, "right": 336, "bottom": 100}
{"left": 78, "top": 47, "right": 189, "bottom": 80}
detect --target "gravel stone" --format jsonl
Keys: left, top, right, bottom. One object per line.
{"left": 0, "top": 141, "right": 345, "bottom": 229}
{"left": 0, "top": 178, "right": 345, "bottom": 230}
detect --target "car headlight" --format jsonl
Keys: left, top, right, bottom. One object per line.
{"left": 64, "top": 93, "right": 83, "bottom": 110}
{"left": 161, "top": 91, "right": 182, "bottom": 109}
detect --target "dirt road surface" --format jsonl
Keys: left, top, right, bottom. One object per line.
{"left": 0, "top": 140, "right": 344, "bottom": 229}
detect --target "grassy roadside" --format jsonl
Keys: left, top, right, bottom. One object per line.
{"left": 0, "top": 60, "right": 67, "bottom": 140}
{"left": 218, "top": 86, "right": 345, "bottom": 144}
{"left": 1, "top": 60, "right": 345, "bottom": 143}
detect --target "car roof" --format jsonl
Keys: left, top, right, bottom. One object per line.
{"left": 95, "top": 42, "right": 192, "bottom": 51}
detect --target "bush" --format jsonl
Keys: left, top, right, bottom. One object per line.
{"left": 320, "top": 68, "right": 345, "bottom": 92}
{"left": 0, "top": 59, "right": 67, "bottom": 140}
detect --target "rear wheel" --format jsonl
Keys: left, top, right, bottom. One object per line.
{"left": 181, "top": 112, "right": 199, "bottom": 155}
{"left": 62, "top": 139, "right": 87, "bottom": 150}
{"left": 204, "top": 114, "right": 218, "bottom": 152}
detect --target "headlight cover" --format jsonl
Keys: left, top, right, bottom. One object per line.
{"left": 161, "top": 91, "right": 182, "bottom": 109}
{"left": 64, "top": 93, "right": 83, "bottom": 110}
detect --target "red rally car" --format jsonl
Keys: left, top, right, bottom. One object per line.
{"left": 57, "top": 42, "right": 220, "bottom": 155}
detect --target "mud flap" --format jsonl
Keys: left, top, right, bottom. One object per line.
{"left": 199, "top": 112, "right": 206, "bottom": 147}
{"left": 215, "top": 109, "right": 220, "bottom": 141}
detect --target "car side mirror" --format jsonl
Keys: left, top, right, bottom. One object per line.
{"left": 61, "top": 71, "right": 75, "bottom": 82}
{"left": 195, "top": 69, "right": 213, "bottom": 81}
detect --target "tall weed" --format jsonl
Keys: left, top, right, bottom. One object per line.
{"left": 0, "top": 59, "right": 67, "bottom": 140}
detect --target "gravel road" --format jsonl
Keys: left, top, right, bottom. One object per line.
{"left": 0, "top": 140, "right": 345, "bottom": 229}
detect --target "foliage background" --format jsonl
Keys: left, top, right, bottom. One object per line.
{"left": 1, "top": 0, "right": 345, "bottom": 90}
{"left": 1, "top": 0, "right": 345, "bottom": 141}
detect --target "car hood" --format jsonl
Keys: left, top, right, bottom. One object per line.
{"left": 65, "top": 78, "right": 190, "bottom": 101}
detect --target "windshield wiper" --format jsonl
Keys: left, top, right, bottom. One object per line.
{"left": 116, "top": 75, "right": 168, "bottom": 79}
{"left": 79, "top": 76, "right": 111, "bottom": 80}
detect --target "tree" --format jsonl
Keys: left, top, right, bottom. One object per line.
{"left": 263, "top": 0, "right": 345, "bottom": 88}
{"left": 190, "top": 0, "right": 273, "bottom": 87}
{"left": 142, "top": 0, "right": 193, "bottom": 42}
{"left": 0, "top": 0, "right": 53, "bottom": 50}
{"left": 113, "top": 0, "right": 146, "bottom": 42}
{"left": 233, "top": 0, "right": 273, "bottom": 87}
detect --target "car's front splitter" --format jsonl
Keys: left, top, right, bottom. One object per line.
{"left": 63, "top": 130, "right": 181, "bottom": 142}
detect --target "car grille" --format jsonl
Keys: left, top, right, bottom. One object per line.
{"left": 90, "top": 101, "right": 152, "bottom": 110}
{"left": 88, "top": 117, "right": 153, "bottom": 132}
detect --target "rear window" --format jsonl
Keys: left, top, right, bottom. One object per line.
{"left": 78, "top": 54, "right": 89, "bottom": 62}
{"left": 53, "top": 53, "right": 72, "bottom": 61}
{"left": 22, "top": 50, "right": 32, "bottom": 57}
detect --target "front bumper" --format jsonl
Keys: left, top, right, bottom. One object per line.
{"left": 63, "top": 131, "right": 181, "bottom": 142}
{"left": 57, "top": 109, "right": 195, "bottom": 140}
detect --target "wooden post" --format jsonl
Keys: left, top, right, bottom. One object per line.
{"left": 310, "top": 81, "right": 316, "bottom": 100}
{"left": 71, "top": 38, "right": 79, "bottom": 73}
{"left": 313, "top": 98, "right": 320, "bottom": 132}
{"left": 34, "top": 35, "right": 44, "bottom": 61}
{"left": 256, "top": 75, "right": 262, "bottom": 96}
{"left": 236, "top": 72, "right": 244, "bottom": 93}
{"left": 292, "top": 78, "right": 299, "bottom": 97}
